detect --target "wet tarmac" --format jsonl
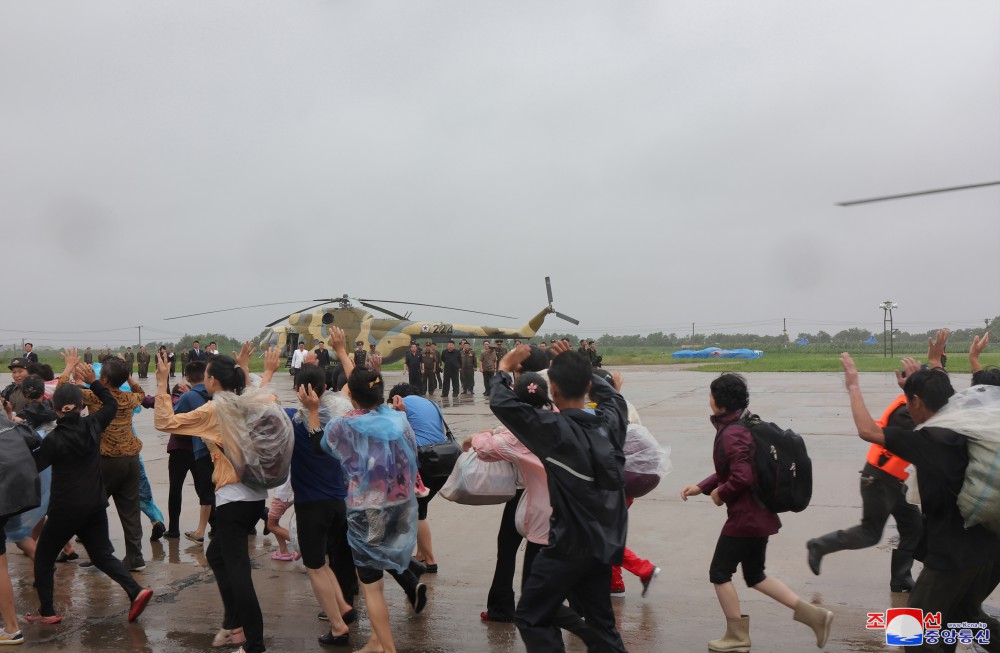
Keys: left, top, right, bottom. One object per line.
{"left": 3, "top": 366, "right": 997, "bottom": 652}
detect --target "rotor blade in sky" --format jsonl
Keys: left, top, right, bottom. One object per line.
{"left": 357, "top": 299, "right": 516, "bottom": 320}
{"left": 837, "top": 181, "right": 1000, "bottom": 206}
{"left": 165, "top": 300, "right": 314, "bottom": 321}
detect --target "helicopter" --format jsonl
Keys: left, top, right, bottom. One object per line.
{"left": 166, "top": 277, "right": 579, "bottom": 364}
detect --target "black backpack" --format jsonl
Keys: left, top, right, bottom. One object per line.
{"left": 722, "top": 414, "right": 812, "bottom": 513}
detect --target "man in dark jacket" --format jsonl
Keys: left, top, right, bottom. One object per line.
{"left": 0, "top": 415, "right": 41, "bottom": 644}
{"left": 440, "top": 341, "right": 461, "bottom": 398}
{"left": 29, "top": 363, "right": 152, "bottom": 625}
{"left": 403, "top": 343, "right": 424, "bottom": 394}
{"left": 842, "top": 345, "right": 1000, "bottom": 649}
{"left": 490, "top": 343, "right": 628, "bottom": 653}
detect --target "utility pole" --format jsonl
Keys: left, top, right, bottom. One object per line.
{"left": 879, "top": 301, "right": 897, "bottom": 358}
{"left": 137, "top": 326, "right": 142, "bottom": 349}
{"left": 783, "top": 318, "right": 788, "bottom": 343}
{"left": 691, "top": 323, "right": 695, "bottom": 341}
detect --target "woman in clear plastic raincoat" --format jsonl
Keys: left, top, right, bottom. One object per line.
{"left": 304, "top": 360, "right": 422, "bottom": 653}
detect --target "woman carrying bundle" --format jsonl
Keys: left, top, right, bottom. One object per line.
{"left": 153, "top": 343, "right": 286, "bottom": 653}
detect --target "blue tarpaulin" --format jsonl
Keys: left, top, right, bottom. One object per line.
{"left": 864, "top": 336, "right": 877, "bottom": 344}
{"left": 795, "top": 337, "right": 810, "bottom": 346}
{"left": 672, "top": 347, "right": 764, "bottom": 360}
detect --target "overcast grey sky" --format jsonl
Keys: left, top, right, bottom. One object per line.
{"left": 2, "top": 1, "right": 998, "bottom": 348}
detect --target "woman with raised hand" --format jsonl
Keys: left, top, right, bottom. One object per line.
{"left": 153, "top": 342, "right": 283, "bottom": 653}
{"left": 28, "top": 359, "right": 153, "bottom": 626}
{"left": 305, "top": 331, "right": 423, "bottom": 653}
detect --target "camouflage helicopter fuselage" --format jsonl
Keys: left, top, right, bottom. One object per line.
{"left": 267, "top": 306, "right": 553, "bottom": 364}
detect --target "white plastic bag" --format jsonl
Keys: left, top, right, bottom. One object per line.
{"left": 920, "top": 385, "right": 1000, "bottom": 533}
{"left": 213, "top": 387, "right": 295, "bottom": 490}
{"left": 623, "top": 424, "right": 671, "bottom": 498}
{"left": 440, "top": 450, "right": 517, "bottom": 505}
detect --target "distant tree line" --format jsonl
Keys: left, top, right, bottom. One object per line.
{"left": 539, "top": 315, "right": 1000, "bottom": 352}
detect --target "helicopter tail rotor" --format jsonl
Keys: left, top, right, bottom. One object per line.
{"left": 545, "top": 277, "right": 580, "bottom": 325}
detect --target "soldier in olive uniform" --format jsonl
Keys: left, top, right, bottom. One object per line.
{"left": 125, "top": 347, "right": 136, "bottom": 374}
{"left": 136, "top": 346, "right": 151, "bottom": 378}
{"left": 480, "top": 341, "right": 495, "bottom": 396}
{"left": 353, "top": 341, "right": 367, "bottom": 369}
{"left": 493, "top": 340, "right": 507, "bottom": 370}
{"left": 431, "top": 342, "right": 443, "bottom": 388}
{"left": 84, "top": 347, "right": 94, "bottom": 364}
{"left": 422, "top": 341, "right": 439, "bottom": 396}
{"left": 460, "top": 340, "right": 477, "bottom": 395}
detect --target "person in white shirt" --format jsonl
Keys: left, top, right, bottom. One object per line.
{"left": 290, "top": 342, "right": 308, "bottom": 376}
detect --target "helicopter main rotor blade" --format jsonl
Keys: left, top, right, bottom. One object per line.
{"left": 358, "top": 299, "right": 516, "bottom": 320}
{"left": 360, "top": 302, "right": 408, "bottom": 321}
{"left": 555, "top": 311, "right": 580, "bottom": 326}
{"left": 165, "top": 300, "right": 315, "bottom": 321}
{"left": 264, "top": 300, "right": 338, "bottom": 328}
{"left": 545, "top": 277, "right": 554, "bottom": 305}
{"left": 837, "top": 181, "right": 1000, "bottom": 206}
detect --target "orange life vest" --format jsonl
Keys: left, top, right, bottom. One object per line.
{"left": 865, "top": 395, "right": 910, "bottom": 480}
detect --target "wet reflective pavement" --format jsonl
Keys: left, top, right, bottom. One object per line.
{"left": 4, "top": 367, "right": 997, "bottom": 652}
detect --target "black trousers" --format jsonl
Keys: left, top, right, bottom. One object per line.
{"left": 442, "top": 368, "right": 460, "bottom": 396}
{"left": 295, "top": 499, "right": 358, "bottom": 605}
{"left": 408, "top": 370, "right": 424, "bottom": 394}
{"left": 167, "top": 450, "right": 195, "bottom": 533}
{"left": 811, "top": 474, "right": 922, "bottom": 587}
{"left": 100, "top": 455, "right": 144, "bottom": 568}
{"left": 522, "top": 542, "right": 602, "bottom": 652}
{"left": 482, "top": 371, "right": 495, "bottom": 394}
{"left": 909, "top": 562, "right": 1000, "bottom": 652}
{"left": 486, "top": 489, "right": 525, "bottom": 619}
{"left": 34, "top": 508, "right": 142, "bottom": 616}
{"left": 423, "top": 371, "right": 437, "bottom": 395}
{"left": 205, "top": 500, "right": 267, "bottom": 653}
{"left": 515, "top": 552, "right": 627, "bottom": 653}
{"left": 461, "top": 369, "right": 475, "bottom": 393}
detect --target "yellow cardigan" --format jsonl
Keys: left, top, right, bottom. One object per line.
{"left": 153, "top": 393, "right": 239, "bottom": 490}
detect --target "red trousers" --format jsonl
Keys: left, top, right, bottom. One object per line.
{"left": 611, "top": 498, "right": 655, "bottom": 586}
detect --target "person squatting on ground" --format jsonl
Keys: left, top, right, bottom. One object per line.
{"left": 311, "top": 362, "right": 426, "bottom": 653}
{"left": 681, "top": 373, "right": 833, "bottom": 652}
{"left": 154, "top": 344, "right": 277, "bottom": 653}
{"left": 28, "top": 361, "right": 153, "bottom": 626}
{"left": 387, "top": 383, "right": 450, "bottom": 574}
{"left": 490, "top": 342, "right": 629, "bottom": 653}
{"left": 841, "top": 330, "right": 1000, "bottom": 653}
{"left": 806, "top": 376, "right": 922, "bottom": 592}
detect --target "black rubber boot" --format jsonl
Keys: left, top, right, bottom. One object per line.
{"left": 890, "top": 549, "right": 915, "bottom": 592}
{"left": 806, "top": 534, "right": 840, "bottom": 575}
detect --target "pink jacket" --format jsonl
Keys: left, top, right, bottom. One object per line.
{"left": 472, "top": 428, "right": 551, "bottom": 545}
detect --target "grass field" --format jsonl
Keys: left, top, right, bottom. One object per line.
{"left": 18, "top": 349, "right": 1000, "bottom": 375}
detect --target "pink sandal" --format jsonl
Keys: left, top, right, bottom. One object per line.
{"left": 270, "top": 551, "right": 300, "bottom": 561}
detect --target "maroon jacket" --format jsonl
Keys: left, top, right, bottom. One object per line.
{"left": 698, "top": 410, "right": 781, "bottom": 538}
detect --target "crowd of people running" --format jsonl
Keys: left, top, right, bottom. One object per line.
{"left": 0, "top": 327, "right": 998, "bottom": 652}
